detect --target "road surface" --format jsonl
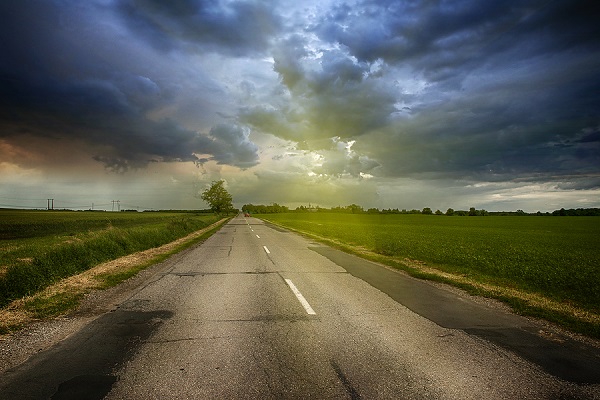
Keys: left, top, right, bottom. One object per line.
{"left": 1, "top": 215, "right": 599, "bottom": 399}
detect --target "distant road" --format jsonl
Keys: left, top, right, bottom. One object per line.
{"left": 1, "top": 215, "right": 599, "bottom": 399}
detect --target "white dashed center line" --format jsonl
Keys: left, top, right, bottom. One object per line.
{"left": 263, "top": 245, "right": 270, "bottom": 254}
{"left": 284, "top": 279, "right": 316, "bottom": 315}
{"left": 256, "top": 235, "right": 260, "bottom": 238}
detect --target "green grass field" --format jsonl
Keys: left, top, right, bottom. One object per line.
{"left": 0, "top": 210, "right": 221, "bottom": 308}
{"left": 259, "top": 213, "right": 600, "bottom": 315}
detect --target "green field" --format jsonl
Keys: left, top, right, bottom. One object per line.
{"left": 259, "top": 213, "right": 600, "bottom": 315}
{"left": 0, "top": 210, "right": 221, "bottom": 308}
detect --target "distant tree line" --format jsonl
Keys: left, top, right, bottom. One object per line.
{"left": 550, "top": 207, "right": 600, "bottom": 216}
{"left": 241, "top": 203, "right": 600, "bottom": 216}
{"left": 242, "top": 203, "right": 290, "bottom": 214}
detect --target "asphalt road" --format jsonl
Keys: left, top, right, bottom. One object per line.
{"left": 1, "top": 215, "right": 599, "bottom": 399}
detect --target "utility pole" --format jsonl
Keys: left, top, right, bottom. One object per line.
{"left": 47, "top": 199, "right": 54, "bottom": 210}
{"left": 112, "top": 200, "right": 120, "bottom": 212}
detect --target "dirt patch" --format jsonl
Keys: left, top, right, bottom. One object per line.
{"left": 61, "top": 237, "right": 82, "bottom": 245}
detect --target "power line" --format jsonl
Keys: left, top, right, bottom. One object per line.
{"left": 0, "top": 196, "right": 158, "bottom": 211}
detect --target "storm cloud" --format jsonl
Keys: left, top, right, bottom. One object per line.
{"left": 116, "top": 0, "right": 282, "bottom": 55}
{"left": 0, "top": 0, "right": 260, "bottom": 172}
{"left": 0, "top": 0, "right": 598, "bottom": 210}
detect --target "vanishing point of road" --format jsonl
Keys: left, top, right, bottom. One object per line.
{"left": 1, "top": 215, "right": 599, "bottom": 399}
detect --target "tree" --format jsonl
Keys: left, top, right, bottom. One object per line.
{"left": 201, "top": 180, "right": 234, "bottom": 214}
{"left": 346, "top": 204, "right": 364, "bottom": 214}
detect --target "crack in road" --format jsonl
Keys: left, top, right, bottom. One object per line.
{"left": 169, "top": 271, "right": 280, "bottom": 277}
{"left": 331, "top": 360, "right": 361, "bottom": 400}
{"left": 146, "top": 336, "right": 245, "bottom": 344}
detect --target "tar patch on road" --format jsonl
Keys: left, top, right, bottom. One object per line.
{"left": 311, "top": 246, "right": 600, "bottom": 385}
{"left": 52, "top": 375, "right": 117, "bottom": 400}
{"left": 0, "top": 309, "right": 172, "bottom": 399}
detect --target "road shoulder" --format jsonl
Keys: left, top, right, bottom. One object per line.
{"left": 0, "top": 220, "right": 227, "bottom": 374}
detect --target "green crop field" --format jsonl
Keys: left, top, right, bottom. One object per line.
{"left": 259, "top": 213, "right": 600, "bottom": 316}
{"left": 0, "top": 210, "right": 221, "bottom": 308}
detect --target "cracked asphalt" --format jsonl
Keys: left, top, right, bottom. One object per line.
{"left": 1, "top": 215, "right": 599, "bottom": 399}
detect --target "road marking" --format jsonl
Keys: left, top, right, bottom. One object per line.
{"left": 263, "top": 245, "right": 270, "bottom": 254}
{"left": 256, "top": 235, "right": 260, "bottom": 238}
{"left": 285, "top": 279, "right": 316, "bottom": 315}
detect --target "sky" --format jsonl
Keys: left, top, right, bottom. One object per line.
{"left": 1, "top": 0, "right": 599, "bottom": 212}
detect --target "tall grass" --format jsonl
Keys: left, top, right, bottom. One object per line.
{"left": 0, "top": 211, "right": 220, "bottom": 307}
{"left": 260, "top": 213, "right": 600, "bottom": 313}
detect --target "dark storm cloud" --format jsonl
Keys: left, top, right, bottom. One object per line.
{"left": 241, "top": 36, "right": 398, "bottom": 144}
{"left": 116, "top": 0, "right": 282, "bottom": 56}
{"left": 358, "top": 87, "right": 600, "bottom": 182}
{"left": 235, "top": 0, "right": 599, "bottom": 186}
{"left": 0, "top": 66, "right": 259, "bottom": 171}
{"left": 0, "top": 0, "right": 259, "bottom": 171}
{"left": 304, "top": 0, "right": 600, "bottom": 183}
{"left": 314, "top": 1, "right": 600, "bottom": 82}
{"left": 555, "top": 176, "right": 600, "bottom": 191}
{"left": 197, "top": 124, "right": 259, "bottom": 168}
{"left": 1, "top": 0, "right": 599, "bottom": 207}
{"left": 1, "top": 68, "right": 258, "bottom": 172}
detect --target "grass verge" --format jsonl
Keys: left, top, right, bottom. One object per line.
{"left": 0, "top": 218, "right": 228, "bottom": 335}
{"left": 261, "top": 218, "right": 600, "bottom": 339}
{"left": 0, "top": 213, "right": 222, "bottom": 307}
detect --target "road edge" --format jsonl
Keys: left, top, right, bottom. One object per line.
{"left": 259, "top": 218, "right": 600, "bottom": 344}
{"left": 0, "top": 217, "right": 230, "bottom": 373}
